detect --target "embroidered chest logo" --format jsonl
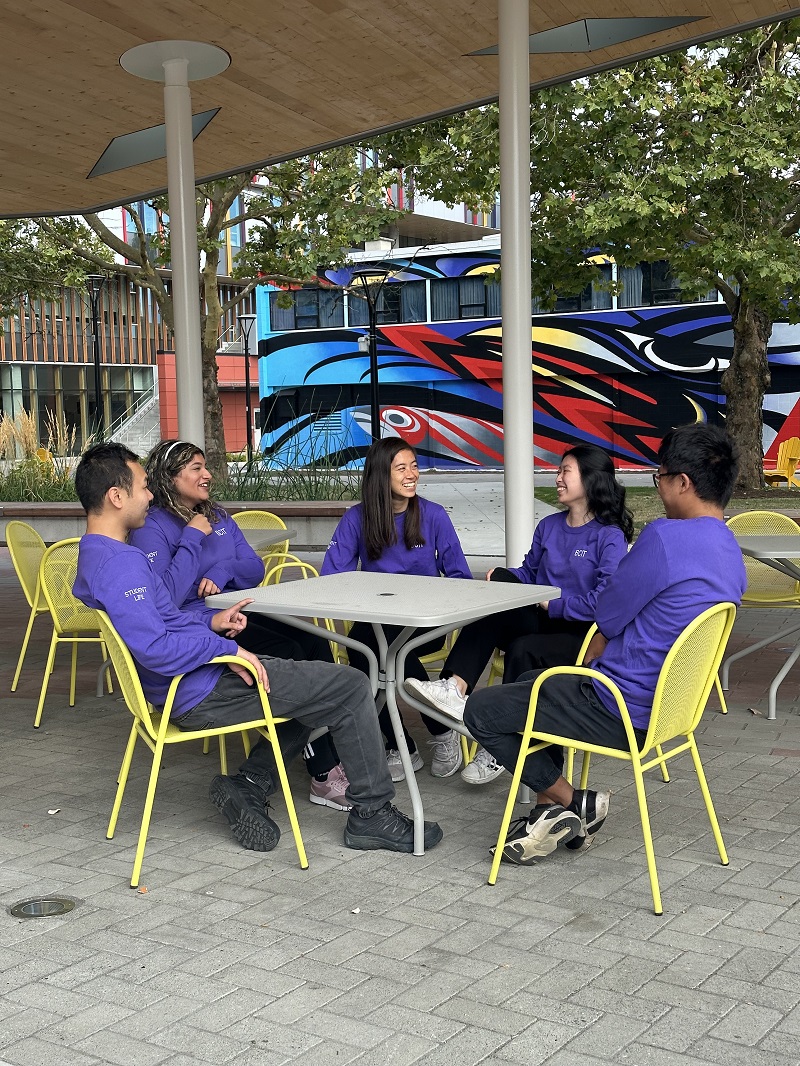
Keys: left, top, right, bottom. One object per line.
{"left": 124, "top": 586, "right": 147, "bottom": 601}
{"left": 574, "top": 549, "right": 588, "bottom": 557}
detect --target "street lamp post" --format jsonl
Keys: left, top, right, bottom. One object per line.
{"left": 85, "top": 275, "right": 108, "bottom": 439}
{"left": 351, "top": 266, "right": 391, "bottom": 440}
{"left": 238, "top": 313, "right": 258, "bottom": 465}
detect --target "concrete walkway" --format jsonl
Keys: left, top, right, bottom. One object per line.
{"left": 3, "top": 531, "right": 800, "bottom": 1065}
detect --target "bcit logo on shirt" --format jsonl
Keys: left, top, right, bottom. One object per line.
{"left": 574, "top": 549, "right": 588, "bottom": 557}
{"left": 124, "top": 586, "right": 147, "bottom": 601}
{"left": 214, "top": 528, "right": 227, "bottom": 537}
{"left": 146, "top": 551, "right": 158, "bottom": 562}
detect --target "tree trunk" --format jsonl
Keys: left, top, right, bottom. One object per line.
{"left": 200, "top": 253, "right": 229, "bottom": 485}
{"left": 720, "top": 299, "right": 772, "bottom": 492}
{"left": 201, "top": 338, "right": 228, "bottom": 484}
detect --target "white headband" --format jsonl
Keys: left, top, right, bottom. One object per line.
{"left": 161, "top": 440, "right": 191, "bottom": 463}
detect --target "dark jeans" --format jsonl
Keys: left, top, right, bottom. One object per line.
{"left": 176, "top": 657, "right": 394, "bottom": 814}
{"left": 238, "top": 615, "right": 339, "bottom": 776}
{"left": 346, "top": 622, "right": 451, "bottom": 752}
{"left": 442, "top": 605, "right": 590, "bottom": 690}
{"left": 464, "top": 669, "right": 646, "bottom": 793}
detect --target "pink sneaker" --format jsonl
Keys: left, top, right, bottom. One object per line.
{"left": 309, "top": 763, "right": 352, "bottom": 811}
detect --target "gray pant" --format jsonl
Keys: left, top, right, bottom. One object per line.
{"left": 464, "top": 670, "right": 646, "bottom": 793}
{"left": 176, "top": 658, "right": 394, "bottom": 814}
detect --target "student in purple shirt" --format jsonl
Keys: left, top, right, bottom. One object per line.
{"left": 463, "top": 423, "right": 746, "bottom": 865}
{"left": 322, "top": 438, "right": 472, "bottom": 781}
{"left": 73, "top": 443, "right": 442, "bottom": 856}
{"left": 129, "top": 440, "right": 348, "bottom": 815}
{"left": 408, "top": 444, "right": 631, "bottom": 785}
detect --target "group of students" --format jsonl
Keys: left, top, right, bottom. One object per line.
{"left": 71, "top": 421, "right": 746, "bottom": 866}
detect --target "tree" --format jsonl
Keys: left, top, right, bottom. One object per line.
{"left": 377, "top": 20, "right": 800, "bottom": 490}
{"left": 0, "top": 220, "right": 87, "bottom": 317}
{"left": 36, "top": 148, "right": 402, "bottom": 478}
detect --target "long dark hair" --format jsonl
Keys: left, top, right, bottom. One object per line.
{"left": 562, "top": 443, "right": 634, "bottom": 543}
{"left": 361, "top": 438, "right": 424, "bottom": 561}
{"left": 144, "top": 440, "right": 223, "bottom": 525}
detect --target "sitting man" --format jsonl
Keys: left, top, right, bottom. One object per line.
{"left": 72, "top": 442, "right": 442, "bottom": 855}
{"left": 464, "top": 423, "right": 746, "bottom": 864}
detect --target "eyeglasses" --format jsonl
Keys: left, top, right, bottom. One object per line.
{"left": 652, "top": 471, "right": 683, "bottom": 487}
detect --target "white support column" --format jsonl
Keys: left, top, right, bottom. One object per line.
{"left": 120, "top": 41, "right": 230, "bottom": 453}
{"left": 163, "top": 57, "right": 205, "bottom": 448}
{"left": 498, "top": 0, "right": 534, "bottom": 565}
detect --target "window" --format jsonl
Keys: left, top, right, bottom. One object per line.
{"left": 268, "top": 288, "right": 345, "bottom": 331}
{"left": 430, "top": 275, "right": 497, "bottom": 320}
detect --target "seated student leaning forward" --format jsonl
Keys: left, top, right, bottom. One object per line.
{"left": 71, "top": 442, "right": 442, "bottom": 856}
{"left": 464, "top": 423, "right": 746, "bottom": 866}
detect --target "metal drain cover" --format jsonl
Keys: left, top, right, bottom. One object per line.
{"left": 10, "top": 897, "right": 75, "bottom": 919}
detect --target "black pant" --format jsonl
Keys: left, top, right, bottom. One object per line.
{"left": 238, "top": 615, "right": 339, "bottom": 776}
{"left": 346, "top": 622, "right": 451, "bottom": 752}
{"left": 441, "top": 605, "right": 591, "bottom": 691}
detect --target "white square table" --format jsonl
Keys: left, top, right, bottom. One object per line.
{"left": 239, "top": 527, "right": 297, "bottom": 553}
{"left": 207, "top": 571, "right": 559, "bottom": 853}
{"left": 722, "top": 534, "right": 800, "bottom": 719}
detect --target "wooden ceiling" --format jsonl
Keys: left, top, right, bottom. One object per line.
{"left": 2, "top": 0, "right": 798, "bottom": 218}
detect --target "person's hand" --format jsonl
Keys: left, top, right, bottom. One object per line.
{"left": 188, "top": 513, "right": 212, "bottom": 535}
{"left": 228, "top": 646, "right": 270, "bottom": 691}
{"left": 197, "top": 577, "right": 222, "bottom": 597}
{"left": 211, "top": 598, "right": 252, "bottom": 637}
{"left": 485, "top": 567, "right": 495, "bottom": 581}
{"left": 583, "top": 631, "right": 608, "bottom": 665}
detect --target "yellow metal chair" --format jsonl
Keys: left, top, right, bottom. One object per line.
{"left": 725, "top": 511, "right": 800, "bottom": 603}
{"left": 7, "top": 520, "right": 48, "bottom": 691}
{"left": 232, "top": 509, "right": 304, "bottom": 572}
{"left": 720, "top": 512, "right": 800, "bottom": 715}
{"left": 97, "top": 610, "right": 308, "bottom": 887}
{"left": 34, "top": 538, "right": 111, "bottom": 729}
{"left": 488, "top": 602, "right": 737, "bottom": 915}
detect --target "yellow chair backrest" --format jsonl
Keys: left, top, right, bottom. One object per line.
{"left": 40, "top": 539, "right": 102, "bottom": 635}
{"left": 725, "top": 511, "right": 800, "bottom": 602}
{"left": 642, "top": 603, "right": 736, "bottom": 751}
{"left": 764, "top": 437, "right": 800, "bottom": 487}
{"left": 7, "top": 520, "right": 46, "bottom": 609}
{"left": 231, "top": 509, "right": 289, "bottom": 559}
{"left": 96, "top": 610, "right": 160, "bottom": 736}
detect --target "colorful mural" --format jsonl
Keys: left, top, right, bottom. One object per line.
{"left": 256, "top": 247, "right": 800, "bottom": 469}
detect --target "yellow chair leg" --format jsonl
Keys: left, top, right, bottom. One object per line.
{"left": 631, "top": 759, "right": 663, "bottom": 916}
{"left": 241, "top": 730, "right": 252, "bottom": 759}
{"left": 131, "top": 741, "right": 167, "bottom": 888}
{"left": 11, "top": 604, "right": 38, "bottom": 691}
{"left": 578, "top": 750, "right": 591, "bottom": 789}
{"left": 265, "top": 726, "right": 308, "bottom": 869}
{"left": 565, "top": 748, "right": 574, "bottom": 785}
{"left": 655, "top": 744, "right": 670, "bottom": 783}
{"left": 218, "top": 735, "right": 228, "bottom": 776}
{"left": 107, "top": 723, "right": 139, "bottom": 839}
{"left": 460, "top": 736, "right": 471, "bottom": 765}
{"left": 202, "top": 738, "right": 211, "bottom": 755}
{"left": 101, "top": 641, "right": 114, "bottom": 693}
{"left": 34, "top": 633, "right": 59, "bottom": 728}
{"left": 689, "top": 737, "right": 729, "bottom": 866}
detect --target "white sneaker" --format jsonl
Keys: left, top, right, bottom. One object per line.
{"left": 461, "top": 746, "right": 505, "bottom": 786}
{"left": 428, "top": 730, "right": 463, "bottom": 778}
{"left": 386, "top": 748, "right": 424, "bottom": 783}
{"left": 405, "top": 677, "right": 467, "bottom": 722}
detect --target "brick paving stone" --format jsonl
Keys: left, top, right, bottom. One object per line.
{"left": 348, "top": 1032, "right": 437, "bottom": 1066}
{"left": 706, "top": 1003, "right": 784, "bottom": 1045}
{"left": 0, "top": 1039, "right": 106, "bottom": 1066}
{"left": 564, "top": 1013, "right": 652, "bottom": 1058}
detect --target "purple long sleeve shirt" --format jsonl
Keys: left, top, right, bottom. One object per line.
{"left": 321, "top": 497, "right": 472, "bottom": 579}
{"left": 74, "top": 534, "right": 236, "bottom": 715}
{"left": 129, "top": 507, "right": 265, "bottom": 615}
{"left": 591, "top": 516, "right": 746, "bottom": 729}
{"left": 507, "top": 512, "right": 628, "bottom": 621}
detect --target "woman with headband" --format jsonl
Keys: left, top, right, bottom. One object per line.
{"left": 129, "top": 440, "right": 349, "bottom": 812}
